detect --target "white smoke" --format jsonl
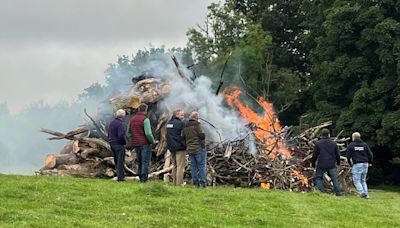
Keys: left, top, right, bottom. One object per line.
{"left": 126, "top": 56, "right": 254, "bottom": 148}
{"left": 0, "top": 52, "right": 257, "bottom": 175}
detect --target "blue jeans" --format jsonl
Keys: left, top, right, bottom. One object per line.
{"left": 315, "top": 167, "right": 341, "bottom": 195}
{"left": 110, "top": 143, "right": 125, "bottom": 181}
{"left": 352, "top": 163, "right": 369, "bottom": 196}
{"left": 135, "top": 145, "right": 152, "bottom": 182}
{"left": 189, "top": 148, "right": 207, "bottom": 187}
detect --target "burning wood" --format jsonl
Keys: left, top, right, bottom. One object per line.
{"left": 39, "top": 57, "right": 352, "bottom": 193}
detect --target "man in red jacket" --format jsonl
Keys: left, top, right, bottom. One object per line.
{"left": 129, "top": 103, "right": 155, "bottom": 182}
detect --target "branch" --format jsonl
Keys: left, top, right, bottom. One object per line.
{"left": 84, "top": 108, "right": 108, "bottom": 141}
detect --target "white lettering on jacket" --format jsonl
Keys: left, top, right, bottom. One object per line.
{"left": 354, "top": 146, "right": 364, "bottom": 151}
{"left": 166, "top": 124, "right": 174, "bottom": 128}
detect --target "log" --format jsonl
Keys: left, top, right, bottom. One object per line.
{"left": 171, "top": 55, "right": 195, "bottom": 87}
{"left": 44, "top": 153, "right": 79, "bottom": 170}
{"left": 163, "top": 150, "right": 172, "bottom": 182}
{"left": 223, "top": 142, "right": 233, "bottom": 161}
{"left": 80, "top": 148, "right": 100, "bottom": 159}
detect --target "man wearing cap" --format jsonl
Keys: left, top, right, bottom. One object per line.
{"left": 107, "top": 109, "right": 127, "bottom": 181}
{"left": 346, "top": 132, "right": 373, "bottom": 198}
{"left": 311, "top": 128, "right": 341, "bottom": 196}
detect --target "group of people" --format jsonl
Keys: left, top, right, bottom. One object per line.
{"left": 312, "top": 128, "right": 373, "bottom": 198}
{"left": 107, "top": 104, "right": 207, "bottom": 188}
{"left": 109, "top": 105, "right": 374, "bottom": 194}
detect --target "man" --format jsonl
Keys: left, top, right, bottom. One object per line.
{"left": 346, "top": 132, "right": 373, "bottom": 198}
{"left": 107, "top": 109, "right": 127, "bottom": 181}
{"left": 129, "top": 103, "right": 155, "bottom": 182}
{"left": 311, "top": 128, "right": 341, "bottom": 196}
{"left": 182, "top": 112, "right": 207, "bottom": 188}
{"left": 166, "top": 108, "right": 187, "bottom": 186}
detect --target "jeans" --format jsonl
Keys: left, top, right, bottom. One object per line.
{"left": 352, "top": 163, "right": 369, "bottom": 196}
{"left": 135, "top": 145, "right": 152, "bottom": 182}
{"left": 189, "top": 148, "right": 207, "bottom": 187}
{"left": 315, "top": 167, "right": 341, "bottom": 195}
{"left": 110, "top": 143, "right": 126, "bottom": 181}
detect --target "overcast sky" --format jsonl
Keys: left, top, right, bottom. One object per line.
{"left": 0, "top": 0, "right": 217, "bottom": 114}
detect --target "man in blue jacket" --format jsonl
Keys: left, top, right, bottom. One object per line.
{"left": 311, "top": 128, "right": 341, "bottom": 196}
{"left": 107, "top": 109, "right": 127, "bottom": 181}
{"left": 166, "top": 108, "right": 187, "bottom": 186}
{"left": 346, "top": 132, "right": 373, "bottom": 198}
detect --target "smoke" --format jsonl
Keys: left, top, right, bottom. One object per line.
{"left": 0, "top": 100, "right": 99, "bottom": 174}
{"left": 122, "top": 54, "right": 253, "bottom": 148}
{"left": 0, "top": 51, "right": 256, "bottom": 175}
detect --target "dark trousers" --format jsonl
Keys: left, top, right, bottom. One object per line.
{"left": 110, "top": 143, "right": 126, "bottom": 181}
{"left": 315, "top": 167, "right": 341, "bottom": 195}
{"left": 135, "top": 145, "right": 152, "bottom": 182}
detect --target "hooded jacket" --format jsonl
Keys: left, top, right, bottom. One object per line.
{"left": 346, "top": 139, "right": 373, "bottom": 165}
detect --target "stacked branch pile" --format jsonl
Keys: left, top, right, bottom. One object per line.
{"left": 39, "top": 57, "right": 353, "bottom": 192}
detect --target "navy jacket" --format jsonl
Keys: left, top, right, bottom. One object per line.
{"left": 346, "top": 139, "right": 373, "bottom": 165}
{"left": 166, "top": 116, "right": 186, "bottom": 152}
{"left": 311, "top": 137, "right": 340, "bottom": 169}
{"left": 107, "top": 118, "right": 126, "bottom": 145}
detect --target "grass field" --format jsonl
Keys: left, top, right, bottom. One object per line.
{"left": 0, "top": 174, "right": 399, "bottom": 227}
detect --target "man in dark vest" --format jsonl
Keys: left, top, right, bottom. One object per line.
{"left": 346, "top": 132, "right": 373, "bottom": 198}
{"left": 107, "top": 109, "right": 127, "bottom": 181}
{"left": 166, "top": 108, "right": 186, "bottom": 186}
{"left": 129, "top": 103, "right": 155, "bottom": 182}
{"left": 311, "top": 128, "right": 341, "bottom": 196}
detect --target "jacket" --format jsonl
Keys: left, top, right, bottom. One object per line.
{"left": 311, "top": 137, "right": 340, "bottom": 169}
{"left": 129, "top": 112, "right": 155, "bottom": 146}
{"left": 182, "top": 119, "right": 205, "bottom": 154}
{"left": 346, "top": 139, "right": 373, "bottom": 165}
{"left": 107, "top": 118, "right": 126, "bottom": 145}
{"left": 166, "top": 116, "right": 186, "bottom": 152}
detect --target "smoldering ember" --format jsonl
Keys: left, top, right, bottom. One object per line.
{"left": 40, "top": 56, "right": 353, "bottom": 192}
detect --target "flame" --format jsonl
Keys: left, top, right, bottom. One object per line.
{"left": 224, "top": 87, "right": 291, "bottom": 158}
{"left": 291, "top": 170, "right": 309, "bottom": 187}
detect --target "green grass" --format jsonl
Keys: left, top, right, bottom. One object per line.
{"left": 0, "top": 175, "right": 399, "bottom": 227}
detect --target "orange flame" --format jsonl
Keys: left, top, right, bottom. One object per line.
{"left": 224, "top": 87, "right": 291, "bottom": 158}
{"left": 291, "top": 170, "right": 309, "bottom": 187}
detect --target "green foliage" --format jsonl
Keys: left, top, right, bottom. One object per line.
{"left": 188, "top": 0, "right": 400, "bottom": 183}
{"left": 1, "top": 175, "right": 400, "bottom": 227}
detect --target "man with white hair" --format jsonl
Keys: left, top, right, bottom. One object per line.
{"left": 346, "top": 132, "right": 373, "bottom": 198}
{"left": 182, "top": 111, "right": 207, "bottom": 188}
{"left": 166, "top": 108, "right": 187, "bottom": 186}
{"left": 107, "top": 109, "right": 127, "bottom": 181}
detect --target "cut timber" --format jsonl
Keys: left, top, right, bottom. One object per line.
{"left": 72, "top": 140, "right": 80, "bottom": 153}
{"left": 163, "top": 150, "right": 172, "bottom": 182}
{"left": 60, "top": 141, "right": 73, "bottom": 154}
{"left": 223, "top": 142, "right": 233, "bottom": 161}
{"left": 44, "top": 153, "right": 79, "bottom": 169}
{"left": 80, "top": 148, "right": 99, "bottom": 159}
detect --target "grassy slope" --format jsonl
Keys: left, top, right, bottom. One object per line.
{"left": 0, "top": 175, "right": 399, "bottom": 228}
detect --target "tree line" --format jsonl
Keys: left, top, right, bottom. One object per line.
{"left": 185, "top": 0, "right": 400, "bottom": 185}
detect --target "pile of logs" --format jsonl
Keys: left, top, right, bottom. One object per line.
{"left": 38, "top": 56, "right": 353, "bottom": 192}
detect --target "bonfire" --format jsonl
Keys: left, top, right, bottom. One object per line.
{"left": 39, "top": 56, "right": 353, "bottom": 192}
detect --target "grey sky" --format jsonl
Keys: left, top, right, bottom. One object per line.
{"left": 0, "top": 0, "right": 217, "bottom": 114}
